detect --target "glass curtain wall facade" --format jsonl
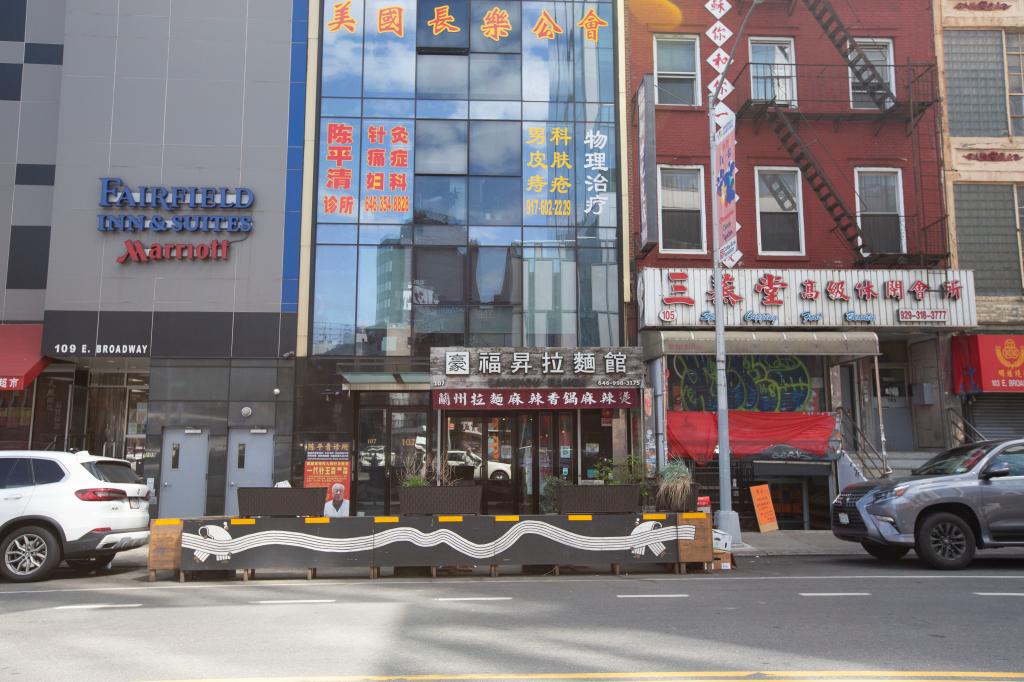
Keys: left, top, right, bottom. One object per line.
{"left": 312, "top": 0, "right": 621, "bottom": 357}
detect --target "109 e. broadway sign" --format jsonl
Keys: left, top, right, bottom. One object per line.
{"left": 430, "top": 347, "right": 643, "bottom": 410}
{"left": 96, "top": 178, "right": 255, "bottom": 265}
{"left": 639, "top": 268, "right": 978, "bottom": 329}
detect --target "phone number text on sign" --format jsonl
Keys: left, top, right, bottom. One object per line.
{"left": 898, "top": 309, "right": 948, "bottom": 323}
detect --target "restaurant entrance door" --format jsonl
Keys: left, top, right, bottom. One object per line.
{"left": 443, "top": 411, "right": 577, "bottom": 514}
{"left": 355, "top": 406, "right": 429, "bottom": 516}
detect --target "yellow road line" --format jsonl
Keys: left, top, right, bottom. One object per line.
{"left": 142, "top": 672, "right": 1024, "bottom": 682}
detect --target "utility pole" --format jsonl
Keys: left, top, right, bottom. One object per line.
{"left": 708, "top": 0, "right": 763, "bottom": 544}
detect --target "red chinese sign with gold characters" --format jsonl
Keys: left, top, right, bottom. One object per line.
{"left": 954, "top": 335, "right": 1024, "bottom": 394}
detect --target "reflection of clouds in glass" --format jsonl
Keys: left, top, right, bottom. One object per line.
{"left": 521, "top": 3, "right": 573, "bottom": 101}
{"left": 417, "top": 121, "right": 467, "bottom": 174}
{"left": 470, "top": 123, "right": 519, "bottom": 175}
{"left": 363, "top": 39, "right": 416, "bottom": 97}
{"left": 471, "top": 54, "right": 520, "bottom": 99}
{"left": 322, "top": 35, "right": 364, "bottom": 88}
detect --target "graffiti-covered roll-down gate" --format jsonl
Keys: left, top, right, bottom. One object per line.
{"left": 178, "top": 513, "right": 714, "bottom": 579}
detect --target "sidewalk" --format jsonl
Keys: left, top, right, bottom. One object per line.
{"left": 731, "top": 530, "right": 864, "bottom": 557}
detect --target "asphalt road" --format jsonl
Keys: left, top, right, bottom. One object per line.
{"left": 2, "top": 554, "right": 1024, "bottom": 682}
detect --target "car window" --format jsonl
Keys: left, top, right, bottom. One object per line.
{"left": 913, "top": 442, "right": 998, "bottom": 475}
{"left": 31, "top": 458, "right": 66, "bottom": 485}
{"left": 82, "top": 461, "right": 142, "bottom": 484}
{"left": 988, "top": 447, "right": 1024, "bottom": 477}
{"left": 2, "top": 458, "right": 33, "bottom": 488}
{"left": 0, "top": 459, "right": 14, "bottom": 487}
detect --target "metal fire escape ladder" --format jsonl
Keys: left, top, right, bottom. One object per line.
{"left": 801, "top": 0, "right": 897, "bottom": 111}
{"left": 770, "top": 109, "right": 865, "bottom": 256}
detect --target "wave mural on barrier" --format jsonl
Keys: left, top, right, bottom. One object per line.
{"left": 182, "top": 520, "right": 696, "bottom": 563}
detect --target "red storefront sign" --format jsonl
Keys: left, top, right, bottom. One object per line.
{"left": 666, "top": 411, "right": 837, "bottom": 464}
{"left": 953, "top": 334, "right": 1024, "bottom": 393}
{"left": 432, "top": 388, "right": 638, "bottom": 410}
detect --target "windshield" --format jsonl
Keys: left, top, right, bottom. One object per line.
{"left": 83, "top": 461, "right": 143, "bottom": 484}
{"left": 912, "top": 442, "right": 997, "bottom": 476}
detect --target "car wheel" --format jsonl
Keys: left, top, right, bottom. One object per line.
{"left": 1, "top": 526, "right": 62, "bottom": 582}
{"left": 915, "top": 512, "right": 976, "bottom": 570}
{"left": 490, "top": 470, "right": 509, "bottom": 481}
{"left": 860, "top": 541, "right": 909, "bottom": 562}
{"left": 66, "top": 553, "right": 117, "bottom": 574}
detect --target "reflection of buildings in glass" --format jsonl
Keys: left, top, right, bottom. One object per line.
{"left": 371, "top": 237, "right": 411, "bottom": 356}
{"left": 312, "top": 321, "right": 357, "bottom": 355}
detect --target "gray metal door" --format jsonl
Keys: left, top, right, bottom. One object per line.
{"left": 225, "top": 428, "right": 275, "bottom": 516}
{"left": 158, "top": 429, "right": 209, "bottom": 518}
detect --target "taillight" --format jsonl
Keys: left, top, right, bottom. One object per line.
{"left": 75, "top": 488, "right": 128, "bottom": 501}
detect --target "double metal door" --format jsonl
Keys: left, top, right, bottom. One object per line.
{"left": 158, "top": 428, "right": 208, "bottom": 518}
{"left": 355, "top": 408, "right": 429, "bottom": 516}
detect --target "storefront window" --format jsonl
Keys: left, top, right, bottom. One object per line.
{"left": 579, "top": 410, "right": 613, "bottom": 481}
{"left": 0, "top": 388, "right": 33, "bottom": 450}
{"left": 29, "top": 375, "right": 72, "bottom": 451}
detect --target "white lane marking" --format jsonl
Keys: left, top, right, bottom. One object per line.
{"left": 974, "top": 592, "right": 1024, "bottom": 596}
{"left": 251, "top": 599, "right": 336, "bottom": 605}
{"left": 52, "top": 603, "right": 143, "bottom": 610}
{"left": 435, "top": 597, "right": 512, "bottom": 602}
{"left": 6, "top": 573, "right": 1024, "bottom": 596}
{"left": 799, "top": 592, "right": 871, "bottom": 597}
{"left": 617, "top": 594, "right": 688, "bottom": 599}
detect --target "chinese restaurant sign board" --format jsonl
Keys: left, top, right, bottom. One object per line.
{"left": 953, "top": 334, "right": 1024, "bottom": 394}
{"left": 430, "top": 347, "right": 644, "bottom": 389}
{"left": 639, "top": 268, "right": 977, "bottom": 329}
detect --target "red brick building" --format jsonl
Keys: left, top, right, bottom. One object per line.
{"left": 627, "top": 0, "right": 978, "bottom": 530}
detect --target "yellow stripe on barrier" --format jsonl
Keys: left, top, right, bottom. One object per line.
{"left": 494, "top": 515, "right": 520, "bottom": 522}
{"left": 567, "top": 514, "right": 592, "bottom": 521}
{"left": 374, "top": 516, "right": 400, "bottom": 523}
{"left": 153, "top": 518, "right": 181, "bottom": 526}
{"left": 437, "top": 515, "right": 463, "bottom": 523}
{"left": 305, "top": 517, "right": 330, "bottom": 524}
{"left": 682, "top": 512, "right": 708, "bottom": 519}
{"left": 230, "top": 518, "right": 257, "bottom": 525}
{"left": 643, "top": 513, "right": 667, "bottom": 521}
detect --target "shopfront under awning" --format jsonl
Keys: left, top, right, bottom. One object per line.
{"left": 640, "top": 330, "right": 880, "bottom": 362}
{"left": 0, "top": 324, "right": 48, "bottom": 391}
{"left": 338, "top": 372, "right": 431, "bottom": 391}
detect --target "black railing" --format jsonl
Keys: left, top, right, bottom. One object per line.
{"left": 734, "top": 63, "right": 938, "bottom": 119}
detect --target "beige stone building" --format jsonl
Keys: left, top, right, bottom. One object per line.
{"left": 936, "top": 0, "right": 1024, "bottom": 436}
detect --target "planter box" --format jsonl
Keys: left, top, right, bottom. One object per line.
{"left": 399, "top": 485, "right": 483, "bottom": 515}
{"left": 238, "top": 487, "right": 326, "bottom": 517}
{"left": 557, "top": 484, "right": 641, "bottom": 514}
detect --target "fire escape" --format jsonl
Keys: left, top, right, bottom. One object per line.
{"left": 735, "top": 0, "right": 946, "bottom": 266}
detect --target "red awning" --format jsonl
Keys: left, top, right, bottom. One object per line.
{"left": 666, "top": 410, "right": 838, "bottom": 464}
{"left": 0, "top": 324, "right": 48, "bottom": 392}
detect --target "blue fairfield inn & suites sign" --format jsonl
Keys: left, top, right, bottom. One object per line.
{"left": 96, "top": 178, "right": 256, "bottom": 265}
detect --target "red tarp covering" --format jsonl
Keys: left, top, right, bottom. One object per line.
{"left": 666, "top": 410, "right": 837, "bottom": 464}
{"left": 0, "top": 324, "right": 48, "bottom": 392}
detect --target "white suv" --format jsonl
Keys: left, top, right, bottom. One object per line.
{"left": 0, "top": 451, "right": 151, "bottom": 582}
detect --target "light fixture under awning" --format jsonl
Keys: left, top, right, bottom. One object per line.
{"left": 0, "top": 324, "right": 49, "bottom": 391}
{"left": 640, "top": 330, "right": 880, "bottom": 361}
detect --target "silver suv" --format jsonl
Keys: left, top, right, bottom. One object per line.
{"left": 833, "top": 439, "right": 1024, "bottom": 569}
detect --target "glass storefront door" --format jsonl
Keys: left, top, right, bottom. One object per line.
{"left": 356, "top": 404, "right": 430, "bottom": 516}
{"left": 444, "top": 410, "right": 578, "bottom": 514}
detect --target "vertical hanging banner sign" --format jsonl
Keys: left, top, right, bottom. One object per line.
{"left": 714, "top": 118, "right": 742, "bottom": 268}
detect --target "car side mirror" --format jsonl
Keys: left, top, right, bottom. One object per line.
{"left": 981, "top": 463, "right": 1012, "bottom": 480}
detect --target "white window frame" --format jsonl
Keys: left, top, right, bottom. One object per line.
{"left": 654, "top": 34, "right": 701, "bottom": 106}
{"left": 657, "top": 165, "right": 707, "bottom": 254}
{"left": 854, "top": 167, "right": 907, "bottom": 255}
{"left": 755, "top": 166, "right": 805, "bottom": 256}
{"left": 748, "top": 37, "right": 797, "bottom": 106}
{"left": 847, "top": 38, "right": 896, "bottom": 110}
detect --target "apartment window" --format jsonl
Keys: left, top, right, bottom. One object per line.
{"left": 953, "top": 184, "right": 1022, "bottom": 296}
{"left": 655, "top": 35, "right": 700, "bottom": 105}
{"left": 756, "top": 168, "right": 803, "bottom": 255}
{"left": 944, "top": 31, "right": 1008, "bottom": 137}
{"left": 658, "top": 166, "right": 705, "bottom": 253}
{"left": 849, "top": 39, "right": 894, "bottom": 110}
{"left": 750, "top": 38, "right": 796, "bottom": 105}
{"left": 1007, "top": 32, "right": 1024, "bottom": 135}
{"left": 856, "top": 169, "right": 905, "bottom": 254}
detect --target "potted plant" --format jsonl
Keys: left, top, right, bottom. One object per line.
{"left": 397, "top": 453, "right": 483, "bottom": 515}
{"left": 556, "top": 457, "right": 642, "bottom": 514}
{"left": 540, "top": 475, "right": 566, "bottom": 513}
{"left": 655, "top": 459, "right": 699, "bottom": 512}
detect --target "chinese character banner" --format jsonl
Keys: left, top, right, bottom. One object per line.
{"left": 641, "top": 268, "right": 978, "bottom": 329}
{"left": 430, "top": 346, "right": 644, "bottom": 389}
{"left": 433, "top": 387, "right": 639, "bottom": 410}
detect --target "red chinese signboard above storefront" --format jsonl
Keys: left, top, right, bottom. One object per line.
{"left": 432, "top": 387, "right": 639, "bottom": 411}
{"left": 953, "top": 334, "right": 1024, "bottom": 393}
